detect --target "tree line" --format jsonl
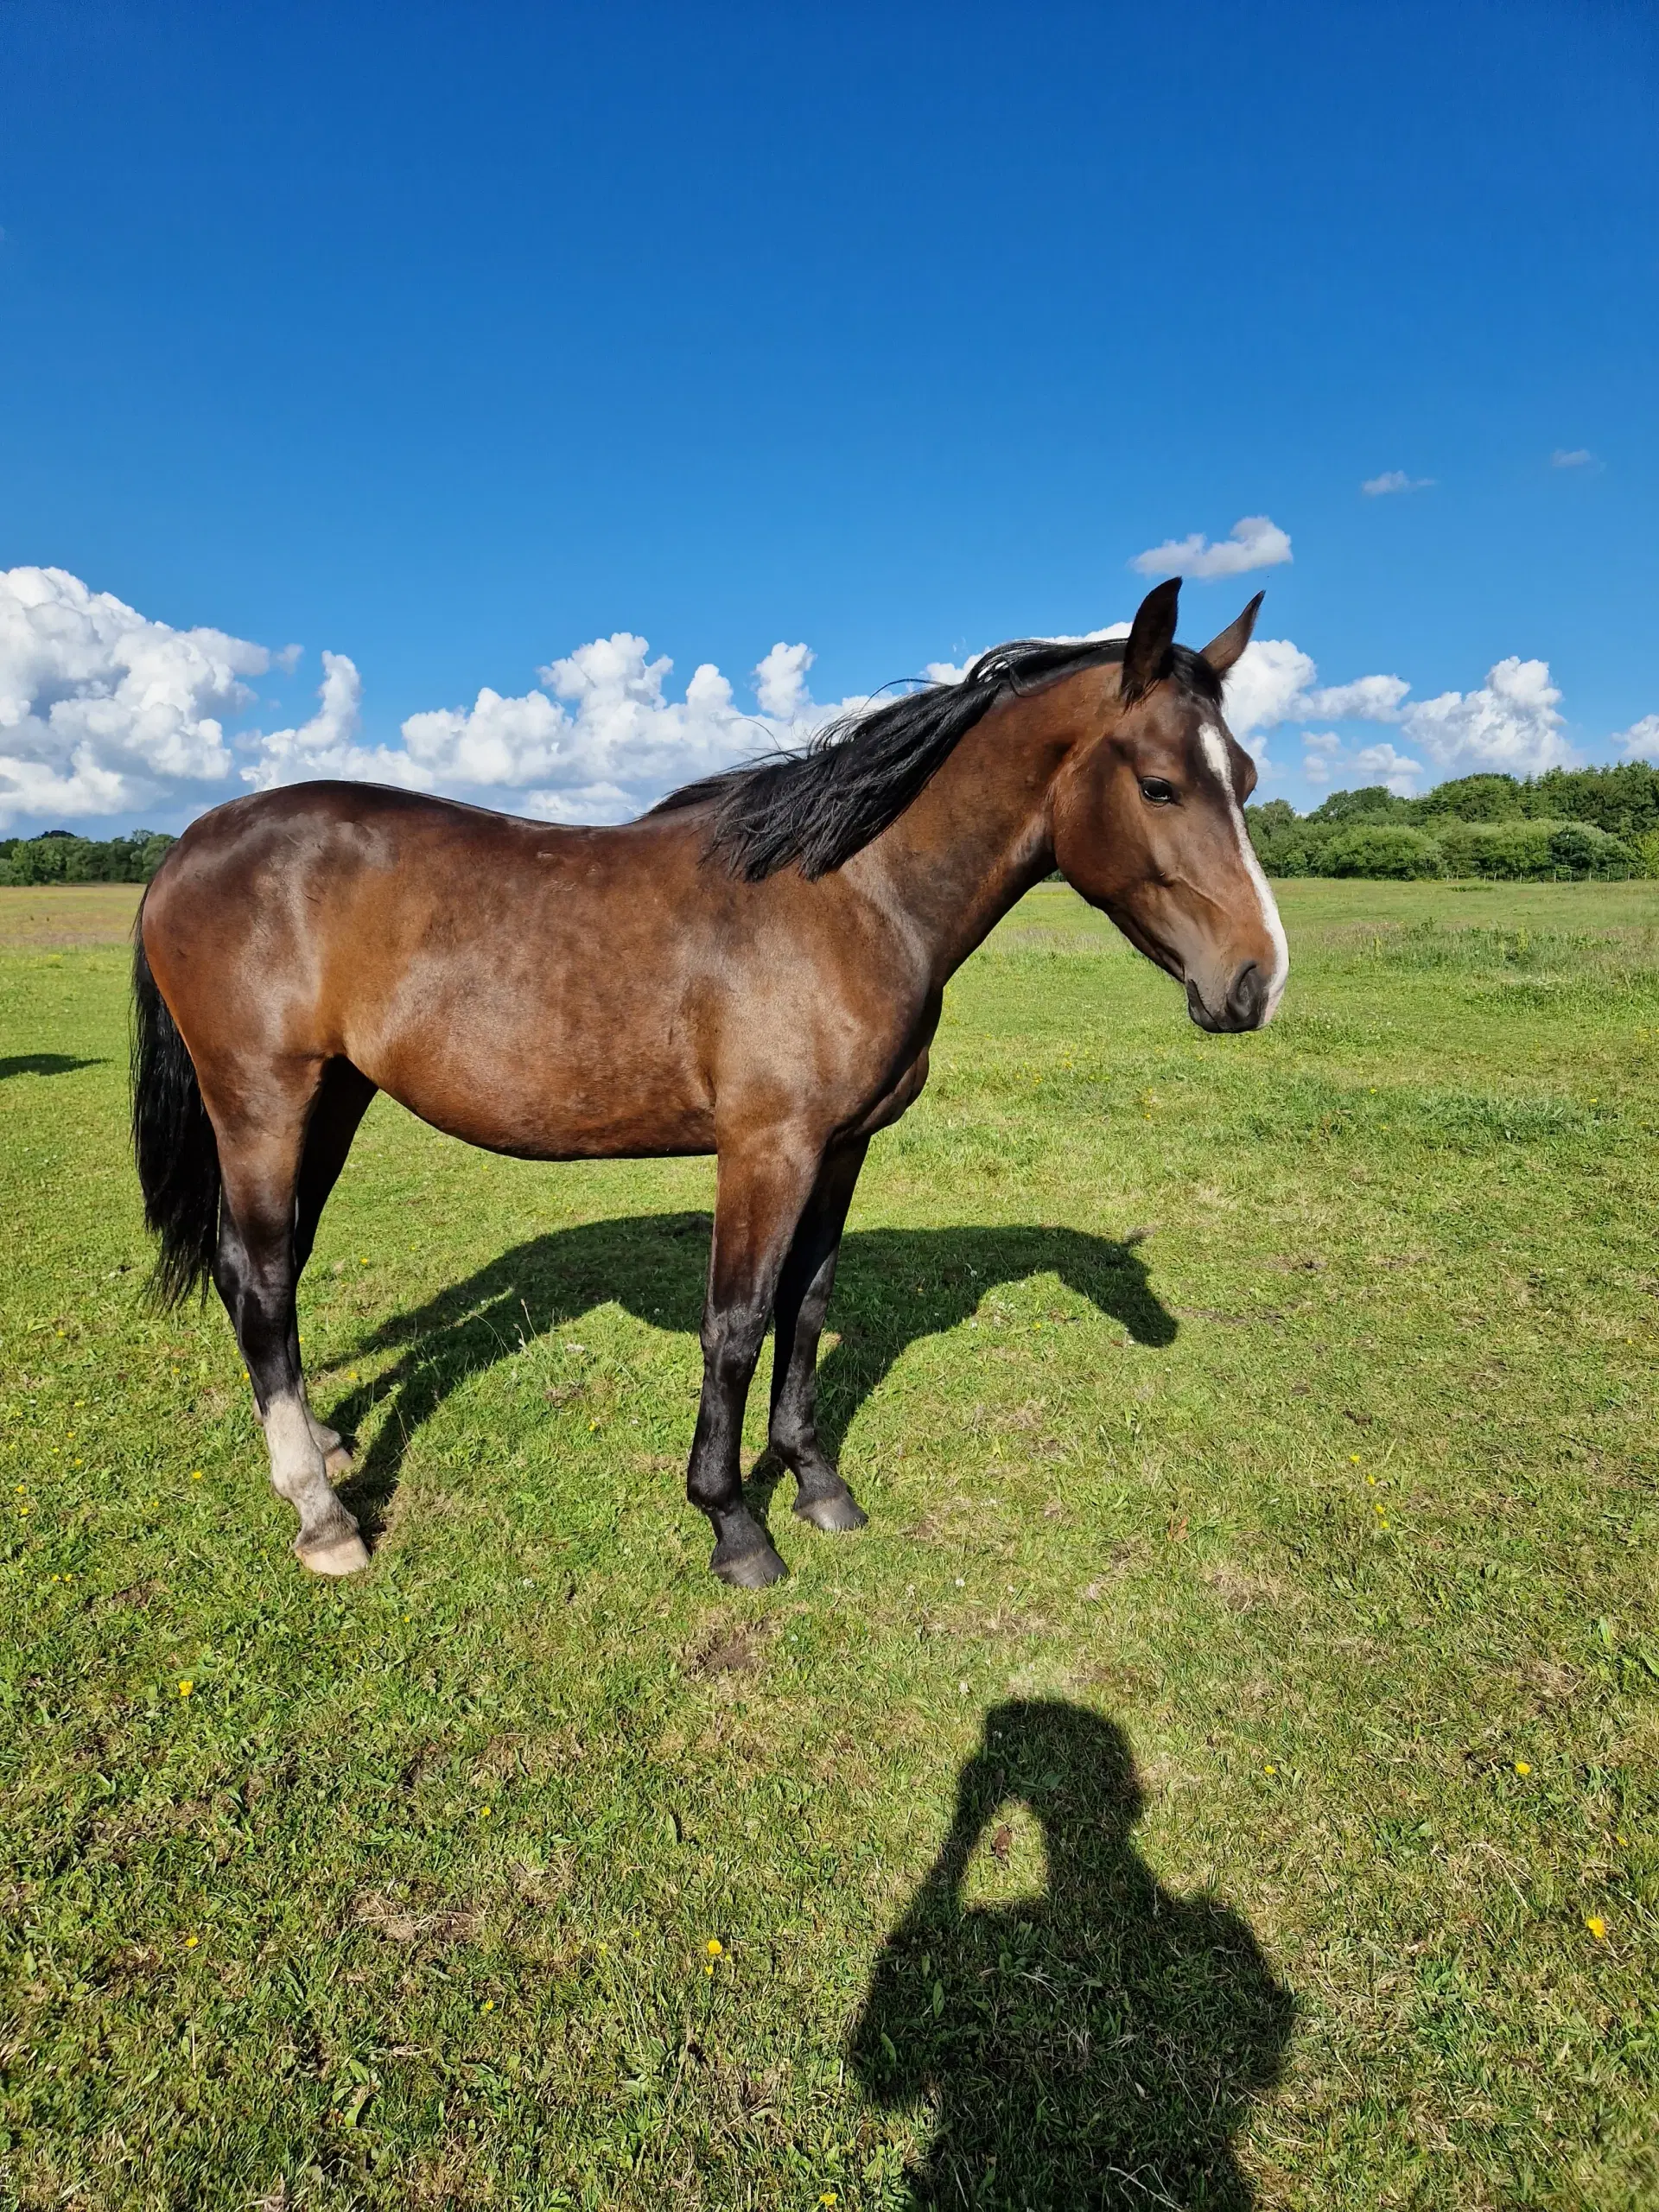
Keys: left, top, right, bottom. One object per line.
{"left": 1245, "top": 762, "right": 1659, "bottom": 880}
{"left": 0, "top": 829, "right": 178, "bottom": 885}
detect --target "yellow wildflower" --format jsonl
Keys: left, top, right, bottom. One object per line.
{"left": 1514, "top": 1760, "right": 1531, "bottom": 1776}
{"left": 705, "top": 1938, "right": 722, "bottom": 1958}
{"left": 1586, "top": 1915, "right": 1607, "bottom": 1941}
{"left": 185, "top": 1935, "right": 199, "bottom": 1948}
{"left": 178, "top": 1679, "right": 194, "bottom": 1698}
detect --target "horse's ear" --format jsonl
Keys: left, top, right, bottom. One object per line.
{"left": 1120, "top": 578, "right": 1181, "bottom": 704}
{"left": 1200, "top": 591, "right": 1265, "bottom": 677}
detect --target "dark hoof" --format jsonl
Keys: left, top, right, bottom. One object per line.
{"left": 711, "top": 1537, "right": 788, "bottom": 1589}
{"left": 794, "top": 1486, "right": 868, "bottom": 1535}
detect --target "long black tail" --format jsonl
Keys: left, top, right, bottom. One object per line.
{"left": 131, "top": 899, "right": 220, "bottom": 1306}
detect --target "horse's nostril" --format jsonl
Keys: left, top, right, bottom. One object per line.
{"left": 1226, "top": 962, "right": 1267, "bottom": 1027}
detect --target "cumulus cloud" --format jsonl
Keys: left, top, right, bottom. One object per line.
{"left": 1551, "top": 448, "right": 1597, "bottom": 469}
{"left": 1130, "top": 515, "right": 1293, "bottom": 582}
{"left": 1351, "top": 741, "right": 1427, "bottom": 796}
{"left": 1221, "top": 637, "right": 1317, "bottom": 740}
{"left": 3, "top": 563, "right": 1634, "bottom": 836}
{"left": 1400, "top": 657, "right": 1573, "bottom": 777}
{"left": 1304, "top": 673, "right": 1411, "bottom": 721}
{"left": 1361, "top": 471, "right": 1433, "bottom": 496}
{"left": 243, "top": 632, "right": 855, "bottom": 824}
{"left": 243, "top": 652, "right": 429, "bottom": 791}
{"left": 0, "top": 565, "right": 270, "bottom": 829}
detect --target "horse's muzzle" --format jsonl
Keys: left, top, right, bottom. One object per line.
{"left": 1186, "top": 962, "right": 1270, "bottom": 1033}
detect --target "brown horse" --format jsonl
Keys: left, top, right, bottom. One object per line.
{"left": 132, "top": 577, "right": 1285, "bottom": 1588}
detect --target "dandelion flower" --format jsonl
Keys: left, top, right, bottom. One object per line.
{"left": 480, "top": 1998, "right": 494, "bottom": 2012}
{"left": 1514, "top": 1760, "right": 1531, "bottom": 1777}
{"left": 178, "top": 1679, "right": 194, "bottom": 1697}
{"left": 185, "top": 1935, "right": 199, "bottom": 1948}
{"left": 821, "top": 2196, "right": 841, "bottom": 2208}
{"left": 1586, "top": 1915, "right": 1607, "bottom": 1941}
{"left": 1349, "top": 1453, "right": 1361, "bottom": 1465}
{"left": 705, "top": 1938, "right": 723, "bottom": 1957}
{"left": 1264, "top": 1764, "right": 1277, "bottom": 1776}
{"left": 191, "top": 1469, "right": 203, "bottom": 1481}
{"left": 480, "top": 1806, "right": 492, "bottom": 1819}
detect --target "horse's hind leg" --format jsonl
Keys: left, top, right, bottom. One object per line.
{"left": 210, "top": 1070, "right": 369, "bottom": 1576}
{"left": 768, "top": 1138, "right": 869, "bottom": 1534}
{"left": 290, "top": 1060, "right": 377, "bottom": 1474}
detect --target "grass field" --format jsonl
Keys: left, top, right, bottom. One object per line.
{"left": 3, "top": 875, "right": 1657, "bottom": 2211}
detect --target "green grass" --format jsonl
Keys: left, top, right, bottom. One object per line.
{"left": 3, "top": 876, "right": 1657, "bottom": 2210}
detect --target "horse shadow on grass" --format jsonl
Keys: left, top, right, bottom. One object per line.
{"left": 0, "top": 1053, "right": 106, "bottom": 1079}
{"left": 327, "top": 1214, "right": 1176, "bottom": 1538}
{"left": 851, "top": 1700, "right": 1293, "bottom": 2209}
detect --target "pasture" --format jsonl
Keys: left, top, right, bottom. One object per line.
{"left": 2, "top": 875, "right": 1656, "bottom": 2209}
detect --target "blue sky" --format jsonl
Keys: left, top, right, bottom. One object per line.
{"left": 1, "top": 0, "right": 1655, "bottom": 832}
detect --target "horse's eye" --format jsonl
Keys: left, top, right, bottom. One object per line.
{"left": 1140, "top": 777, "right": 1177, "bottom": 805}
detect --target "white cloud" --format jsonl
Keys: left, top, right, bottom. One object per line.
{"left": 753, "top": 640, "right": 815, "bottom": 720}
{"left": 1130, "top": 515, "right": 1293, "bottom": 582}
{"left": 1551, "top": 448, "right": 1596, "bottom": 469}
{"left": 1401, "top": 657, "right": 1573, "bottom": 777}
{"left": 4, "top": 564, "right": 1638, "bottom": 836}
{"left": 1361, "top": 471, "right": 1433, "bottom": 496}
{"left": 0, "top": 564, "right": 270, "bottom": 829}
{"left": 1304, "top": 673, "right": 1411, "bottom": 722}
{"left": 243, "top": 652, "right": 430, "bottom": 791}
{"left": 245, "top": 631, "right": 853, "bottom": 823}
{"left": 1222, "top": 638, "right": 1316, "bottom": 738}
{"left": 1351, "top": 741, "right": 1426, "bottom": 796}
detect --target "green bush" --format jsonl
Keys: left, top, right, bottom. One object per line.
{"left": 1323, "top": 825, "right": 1446, "bottom": 880}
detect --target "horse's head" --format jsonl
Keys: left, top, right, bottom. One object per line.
{"left": 1052, "top": 578, "right": 1287, "bottom": 1032}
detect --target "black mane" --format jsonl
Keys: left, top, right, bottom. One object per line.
{"left": 650, "top": 636, "right": 1224, "bottom": 881}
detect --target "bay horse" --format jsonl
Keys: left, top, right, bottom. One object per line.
{"left": 132, "top": 577, "right": 1286, "bottom": 1589}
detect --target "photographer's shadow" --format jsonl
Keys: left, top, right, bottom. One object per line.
{"left": 327, "top": 1214, "right": 1174, "bottom": 1534}
{"left": 851, "top": 1702, "right": 1292, "bottom": 2209}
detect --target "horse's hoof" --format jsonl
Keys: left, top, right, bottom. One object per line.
{"left": 794, "top": 1487, "right": 868, "bottom": 1535}
{"left": 322, "top": 1443, "right": 354, "bottom": 1478}
{"left": 711, "top": 1538, "right": 788, "bottom": 1589}
{"left": 296, "top": 1531, "right": 372, "bottom": 1577}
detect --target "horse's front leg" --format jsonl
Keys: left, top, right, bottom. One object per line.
{"left": 769, "top": 1137, "right": 869, "bottom": 1534}
{"left": 690, "top": 1132, "right": 823, "bottom": 1588}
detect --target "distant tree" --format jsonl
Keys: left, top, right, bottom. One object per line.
{"left": 1307, "top": 785, "right": 1408, "bottom": 824}
{"left": 1409, "top": 773, "right": 1526, "bottom": 823}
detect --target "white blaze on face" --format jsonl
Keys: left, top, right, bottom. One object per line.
{"left": 1198, "top": 722, "right": 1289, "bottom": 1019}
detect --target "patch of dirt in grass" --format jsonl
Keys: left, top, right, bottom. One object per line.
{"left": 104, "top": 1578, "right": 161, "bottom": 1609}
{"left": 1201, "top": 1562, "right": 1289, "bottom": 1614}
{"left": 352, "top": 1888, "right": 484, "bottom": 1947}
{"left": 469, "top": 1732, "right": 525, "bottom": 1783}
{"left": 685, "top": 1618, "right": 777, "bottom": 1678}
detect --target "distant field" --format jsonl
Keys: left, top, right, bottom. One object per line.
{"left": 2, "top": 876, "right": 1656, "bottom": 2209}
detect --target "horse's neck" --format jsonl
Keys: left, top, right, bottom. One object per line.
{"left": 863, "top": 690, "right": 1081, "bottom": 982}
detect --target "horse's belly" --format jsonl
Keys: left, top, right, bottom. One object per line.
{"left": 359, "top": 1010, "right": 715, "bottom": 1160}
